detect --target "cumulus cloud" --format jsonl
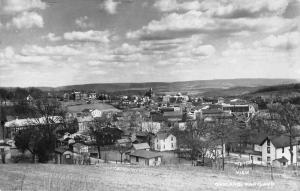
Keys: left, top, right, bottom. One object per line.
{"left": 127, "top": 10, "right": 296, "bottom": 40}
{"left": 113, "top": 43, "right": 141, "bottom": 55}
{"left": 254, "top": 31, "right": 300, "bottom": 50}
{"left": 191, "top": 45, "right": 215, "bottom": 56}
{"left": 0, "top": 46, "right": 51, "bottom": 66}
{"left": 6, "top": 11, "right": 44, "bottom": 29}
{"left": 201, "top": 0, "right": 290, "bottom": 18}
{"left": 75, "top": 16, "right": 94, "bottom": 29}
{"left": 154, "top": 0, "right": 291, "bottom": 18}
{"left": 154, "top": 0, "right": 201, "bottom": 12}
{"left": 42, "top": 33, "right": 62, "bottom": 42}
{"left": 99, "top": 0, "right": 119, "bottom": 14}
{"left": 1, "top": 0, "right": 46, "bottom": 14}
{"left": 21, "top": 45, "right": 81, "bottom": 56}
{"left": 63, "top": 30, "right": 111, "bottom": 43}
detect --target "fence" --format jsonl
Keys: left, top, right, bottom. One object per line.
{"left": 222, "top": 162, "right": 300, "bottom": 180}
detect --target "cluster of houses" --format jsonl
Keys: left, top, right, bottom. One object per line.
{"left": 1, "top": 90, "right": 300, "bottom": 168}
{"left": 63, "top": 91, "right": 98, "bottom": 102}
{"left": 52, "top": 130, "right": 177, "bottom": 166}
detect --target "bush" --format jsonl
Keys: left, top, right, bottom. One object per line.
{"left": 11, "top": 154, "right": 32, "bottom": 163}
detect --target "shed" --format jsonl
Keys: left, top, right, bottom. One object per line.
{"left": 132, "top": 143, "right": 150, "bottom": 151}
{"left": 54, "top": 147, "right": 74, "bottom": 164}
{"left": 129, "top": 150, "right": 162, "bottom": 166}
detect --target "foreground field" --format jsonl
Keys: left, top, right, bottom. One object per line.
{"left": 0, "top": 163, "right": 299, "bottom": 191}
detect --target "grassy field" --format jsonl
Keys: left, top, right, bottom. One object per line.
{"left": 62, "top": 101, "right": 120, "bottom": 113}
{"left": 0, "top": 163, "right": 299, "bottom": 191}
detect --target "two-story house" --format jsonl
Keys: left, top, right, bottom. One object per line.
{"left": 260, "top": 135, "right": 299, "bottom": 166}
{"left": 153, "top": 132, "right": 176, "bottom": 151}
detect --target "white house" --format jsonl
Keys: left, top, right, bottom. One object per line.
{"left": 153, "top": 133, "right": 176, "bottom": 151}
{"left": 260, "top": 135, "right": 299, "bottom": 166}
{"left": 89, "top": 92, "right": 97, "bottom": 100}
{"left": 91, "top": 109, "right": 102, "bottom": 118}
{"left": 77, "top": 116, "right": 94, "bottom": 132}
{"left": 205, "top": 143, "right": 226, "bottom": 160}
{"left": 141, "top": 122, "right": 161, "bottom": 134}
{"left": 72, "top": 143, "right": 89, "bottom": 154}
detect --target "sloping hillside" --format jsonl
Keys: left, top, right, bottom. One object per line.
{"left": 249, "top": 83, "right": 300, "bottom": 97}
{"left": 0, "top": 163, "right": 299, "bottom": 191}
{"left": 54, "top": 78, "right": 298, "bottom": 95}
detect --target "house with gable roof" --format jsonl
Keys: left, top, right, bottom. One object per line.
{"left": 260, "top": 135, "right": 300, "bottom": 166}
{"left": 153, "top": 132, "right": 176, "bottom": 151}
{"left": 129, "top": 150, "right": 162, "bottom": 166}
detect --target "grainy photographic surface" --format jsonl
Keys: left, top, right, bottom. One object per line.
{"left": 0, "top": 0, "right": 300, "bottom": 191}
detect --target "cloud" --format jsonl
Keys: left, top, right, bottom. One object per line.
{"left": 75, "top": 16, "right": 94, "bottom": 29}
{"left": 201, "top": 0, "right": 290, "bottom": 18}
{"left": 63, "top": 30, "right": 111, "bottom": 43}
{"left": 254, "top": 31, "right": 300, "bottom": 50}
{"left": 99, "top": 0, "right": 119, "bottom": 14}
{"left": 191, "top": 45, "right": 215, "bottom": 56}
{"left": 127, "top": 10, "right": 296, "bottom": 40}
{"left": 113, "top": 43, "right": 141, "bottom": 55}
{"left": 21, "top": 45, "right": 81, "bottom": 56}
{"left": 154, "top": 0, "right": 291, "bottom": 18}
{"left": 42, "top": 33, "right": 62, "bottom": 42}
{"left": 154, "top": 0, "right": 201, "bottom": 12}
{"left": 1, "top": 0, "right": 46, "bottom": 14}
{"left": 6, "top": 11, "right": 44, "bottom": 29}
{"left": 0, "top": 46, "right": 51, "bottom": 66}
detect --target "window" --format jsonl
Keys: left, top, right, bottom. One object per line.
{"left": 282, "top": 147, "right": 284, "bottom": 153}
{"left": 267, "top": 139, "right": 270, "bottom": 146}
{"left": 257, "top": 157, "right": 262, "bottom": 161}
{"left": 163, "top": 145, "right": 165, "bottom": 149}
{"left": 155, "top": 157, "right": 158, "bottom": 161}
{"left": 136, "top": 157, "right": 139, "bottom": 162}
{"left": 283, "top": 162, "right": 286, "bottom": 166}
{"left": 267, "top": 157, "right": 270, "bottom": 161}
{"left": 171, "top": 143, "right": 174, "bottom": 148}
{"left": 267, "top": 147, "right": 270, "bottom": 154}
{"left": 157, "top": 145, "right": 159, "bottom": 149}
{"left": 171, "top": 136, "right": 173, "bottom": 141}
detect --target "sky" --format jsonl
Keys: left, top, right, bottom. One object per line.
{"left": 0, "top": 0, "right": 299, "bottom": 87}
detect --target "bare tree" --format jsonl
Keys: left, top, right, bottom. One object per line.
{"left": 268, "top": 102, "right": 300, "bottom": 165}
{"left": 208, "top": 115, "right": 237, "bottom": 171}
{"left": 115, "top": 143, "right": 130, "bottom": 163}
{"left": 13, "top": 98, "right": 66, "bottom": 163}
{"left": 179, "top": 119, "right": 211, "bottom": 164}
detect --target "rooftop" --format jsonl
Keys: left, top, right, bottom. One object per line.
{"left": 4, "top": 116, "right": 63, "bottom": 128}
{"left": 129, "top": 150, "right": 162, "bottom": 159}
{"left": 156, "top": 132, "right": 173, "bottom": 140}
{"left": 133, "top": 143, "right": 150, "bottom": 150}
{"left": 260, "top": 135, "right": 299, "bottom": 148}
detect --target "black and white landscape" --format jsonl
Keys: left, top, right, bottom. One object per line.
{"left": 0, "top": 0, "right": 300, "bottom": 191}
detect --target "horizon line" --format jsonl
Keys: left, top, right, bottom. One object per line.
{"left": 0, "top": 77, "right": 299, "bottom": 89}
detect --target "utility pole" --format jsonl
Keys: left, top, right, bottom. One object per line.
{"left": 270, "top": 165, "right": 274, "bottom": 180}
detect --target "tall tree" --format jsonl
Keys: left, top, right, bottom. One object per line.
{"left": 268, "top": 102, "right": 300, "bottom": 165}
{"left": 13, "top": 98, "right": 66, "bottom": 163}
{"left": 89, "top": 118, "right": 116, "bottom": 159}
{"left": 208, "top": 115, "right": 237, "bottom": 171}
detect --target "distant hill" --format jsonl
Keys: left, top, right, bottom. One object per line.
{"left": 1, "top": 78, "right": 298, "bottom": 96}
{"left": 51, "top": 78, "right": 298, "bottom": 95}
{"left": 249, "top": 83, "right": 300, "bottom": 97}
